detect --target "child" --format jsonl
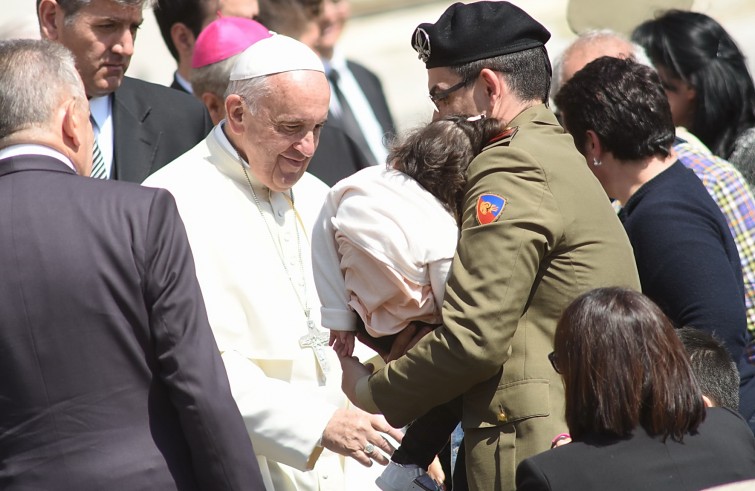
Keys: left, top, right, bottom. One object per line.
{"left": 312, "top": 115, "right": 503, "bottom": 491}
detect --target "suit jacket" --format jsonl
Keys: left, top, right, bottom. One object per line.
{"left": 112, "top": 77, "right": 212, "bottom": 183}
{"left": 307, "top": 60, "right": 395, "bottom": 186}
{"left": 516, "top": 407, "right": 755, "bottom": 491}
{"left": 0, "top": 154, "right": 264, "bottom": 490}
{"left": 361, "top": 105, "right": 641, "bottom": 491}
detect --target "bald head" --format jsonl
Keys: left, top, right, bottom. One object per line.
{"left": 551, "top": 30, "right": 650, "bottom": 102}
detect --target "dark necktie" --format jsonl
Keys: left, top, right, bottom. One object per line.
{"left": 328, "top": 68, "right": 376, "bottom": 166}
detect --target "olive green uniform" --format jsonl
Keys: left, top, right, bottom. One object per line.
{"left": 357, "top": 104, "right": 641, "bottom": 490}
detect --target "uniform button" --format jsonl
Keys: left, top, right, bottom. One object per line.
{"left": 497, "top": 410, "right": 508, "bottom": 423}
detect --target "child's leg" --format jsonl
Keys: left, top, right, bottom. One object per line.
{"left": 391, "top": 396, "right": 462, "bottom": 469}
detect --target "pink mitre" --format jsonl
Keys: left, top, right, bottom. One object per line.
{"left": 192, "top": 16, "right": 273, "bottom": 69}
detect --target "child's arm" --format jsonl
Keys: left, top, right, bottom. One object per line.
{"left": 329, "top": 330, "right": 356, "bottom": 358}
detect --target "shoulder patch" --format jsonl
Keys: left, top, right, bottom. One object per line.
{"left": 476, "top": 193, "right": 506, "bottom": 225}
{"left": 487, "top": 126, "right": 519, "bottom": 146}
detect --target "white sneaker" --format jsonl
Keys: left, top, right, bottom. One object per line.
{"left": 375, "top": 462, "right": 440, "bottom": 491}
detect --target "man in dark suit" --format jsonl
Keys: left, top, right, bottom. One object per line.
{"left": 0, "top": 38, "right": 264, "bottom": 490}
{"left": 38, "top": 0, "right": 213, "bottom": 182}
{"left": 310, "top": 0, "right": 395, "bottom": 186}
{"left": 154, "top": 0, "right": 220, "bottom": 94}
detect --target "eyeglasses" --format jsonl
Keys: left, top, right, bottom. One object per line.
{"left": 429, "top": 76, "right": 475, "bottom": 111}
{"left": 548, "top": 351, "right": 562, "bottom": 374}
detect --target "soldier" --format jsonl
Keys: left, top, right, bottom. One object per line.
{"left": 340, "top": 3, "right": 641, "bottom": 490}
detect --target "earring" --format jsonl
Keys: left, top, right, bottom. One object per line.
{"left": 593, "top": 158, "right": 602, "bottom": 167}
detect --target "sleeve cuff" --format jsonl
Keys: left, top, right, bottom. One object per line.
{"left": 321, "top": 307, "right": 358, "bottom": 332}
{"left": 356, "top": 375, "right": 380, "bottom": 414}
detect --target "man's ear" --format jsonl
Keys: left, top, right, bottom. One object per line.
{"left": 170, "top": 22, "right": 196, "bottom": 60}
{"left": 479, "top": 68, "right": 502, "bottom": 98}
{"left": 200, "top": 92, "right": 225, "bottom": 126}
{"left": 224, "top": 94, "right": 245, "bottom": 135}
{"left": 478, "top": 68, "right": 504, "bottom": 115}
{"left": 61, "top": 97, "right": 86, "bottom": 149}
{"left": 38, "top": 0, "right": 63, "bottom": 41}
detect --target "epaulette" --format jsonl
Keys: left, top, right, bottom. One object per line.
{"left": 484, "top": 126, "right": 519, "bottom": 149}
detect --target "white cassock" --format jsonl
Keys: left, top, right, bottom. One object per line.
{"left": 144, "top": 124, "right": 381, "bottom": 491}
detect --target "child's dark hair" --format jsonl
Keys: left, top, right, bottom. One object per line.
{"left": 388, "top": 115, "right": 503, "bottom": 220}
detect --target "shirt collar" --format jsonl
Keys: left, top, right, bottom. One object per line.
{"left": 88, "top": 95, "right": 111, "bottom": 131}
{"left": 174, "top": 71, "right": 193, "bottom": 94}
{"left": 0, "top": 143, "right": 77, "bottom": 172}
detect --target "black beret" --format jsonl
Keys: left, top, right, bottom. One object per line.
{"left": 411, "top": 1, "right": 551, "bottom": 69}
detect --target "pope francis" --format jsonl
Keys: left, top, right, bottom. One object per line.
{"left": 143, "top": 34, "right": 400, "bottom": 491}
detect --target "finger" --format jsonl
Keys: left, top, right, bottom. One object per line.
{"left": 428, "top": 456, "right": 446, "bottom": 486}
{"left": 381, "top": 425, "right": 405, "bottom": 445}
{"left": 370, "top": 431, "right": 398, "bottom": 457}
{"left": 351, "top": 449, "right": 373, "bottom": 467}
{"left": 371, "top": 448, "right": 390, "bottom": 466}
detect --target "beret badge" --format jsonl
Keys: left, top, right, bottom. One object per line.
{"left": 413, "top": 27, "right": 431, "bottom": 63}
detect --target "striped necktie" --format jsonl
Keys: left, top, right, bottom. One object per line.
{"left": 90, "top": 117, "right": 108, "bottom": 179}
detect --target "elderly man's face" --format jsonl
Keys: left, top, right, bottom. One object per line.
{"left": 40, "top": 0, "right": 143, "bottom": 98}
{"left": 240, "top": 71, "right": 330, "bottom": 192}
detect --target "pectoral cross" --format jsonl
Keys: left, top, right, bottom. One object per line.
{"left": 299, "top": 312, "right": 330, "bottom": 383}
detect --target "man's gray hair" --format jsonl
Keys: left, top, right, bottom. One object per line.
{"left": 191, "top": 54, "right": 240, "bottom": 100}
{"left": 550, "top": 29, "right": 653, "bottom": 103}
{"left": 0, "top": 39, "right": 84, "bottom": 139}
{"left": 36, "top": 0, "right": 155, "bottom": 21}
{"left": 225, "top": 76, "right": 272, "bottom": 116}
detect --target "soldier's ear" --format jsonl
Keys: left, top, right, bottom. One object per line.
{"left": 479, "top": 68, "right": 501, "bottom": 99}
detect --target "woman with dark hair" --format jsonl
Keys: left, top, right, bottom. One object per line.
{"left": 516, "top": 288, "right": 755, "bottom": 491}
{"left": 632, "top": 10, "right": 755, "bottom": 184}
{"left": 554, "top": 55, "right": 749, "bottom": 365}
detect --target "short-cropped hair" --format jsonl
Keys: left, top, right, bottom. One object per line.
{"left": 450, "top": 46, "right": 552, "bottom": 104}
{"left": 191, "top": 53, "right": 240, "bottom": 100}
{"left": 0, "top": 39, "right": 84, "bottom": 139}
{"left": 37, "top": 0, "right": 154, "bottom": 21}
{"left": 678, "top": 327, "right": 740, "bottom": 411}
{"left": 555, "top": 56, "right": 675, "bottom": 161}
